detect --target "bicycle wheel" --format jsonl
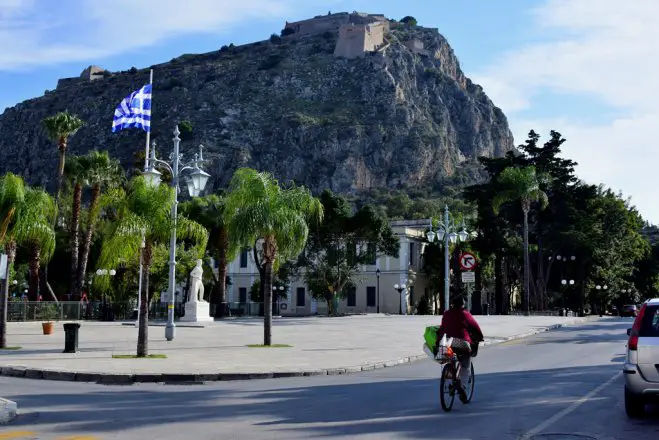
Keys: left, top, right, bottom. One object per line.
{"left": 440, "top": 363, "right": 456, "bottom": 412}
{"left": 462, "top": 362, "right": 475, "bottom": 404}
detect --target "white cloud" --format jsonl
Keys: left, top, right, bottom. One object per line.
{"left": 0, "top": 0, "right": 328, "bottom": 70}
{"left": 474, "top": 0, "right": 659, "bottom": 222}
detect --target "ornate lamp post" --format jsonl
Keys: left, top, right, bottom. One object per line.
{"left": 426, "top": 205, "right": 472, "bottom": 313}
{"left": 143, "top": 126, "right": 211, "bottom": 341}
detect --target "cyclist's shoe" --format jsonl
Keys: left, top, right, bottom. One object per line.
{"left": 454, "top": 380, "right": 468, "bottom": 403}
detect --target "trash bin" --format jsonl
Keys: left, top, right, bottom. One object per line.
{"left": 63, "top": 323, "right": 81, "bottom": 353}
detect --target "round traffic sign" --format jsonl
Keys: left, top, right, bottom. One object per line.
{"left": 459, "top": 252, "right": 477, "bottom": 271}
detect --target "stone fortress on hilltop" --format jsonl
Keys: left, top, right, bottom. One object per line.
{"left": 54, "top": 11, "right": 432, "bottom": 90}
{"left": 284, "top": 11, "right": 389, "bottom": 59}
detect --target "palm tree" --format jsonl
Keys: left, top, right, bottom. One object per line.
{"left": 17, "top": 190, "right": 57, "bottom": 301}
{"left": 493, "top": 166, "right": 548, "bottom": 315}
{"left": 64, "top": 156, "right": 87, "bottom": 297}
{"left": 225, "top": 168, "right": 323, "bottom": 345}
{"left": 42, "top": 112, "right": 84, "bottom": 202}
{"left": 0, "top": 173, "right": 27, "bottom": 348}
{"left": 180, "top": 193, "right": 238, "bottom": 318}
{"left": 75, "top": 151, "right": 124, "bottom": 296}
{"left": 98, "top": 176, "right": 207, "bottom": 357}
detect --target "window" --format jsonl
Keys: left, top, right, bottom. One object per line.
{"left": 240, "top": 249, "right": 248, "bottom": 268}
{"left": 640, "top": 306, "right": 659, "bottom": 337}
{"left": 347, "top": 286, "right": 356, "bottom": 307}
{"left": 296, "top": 287, "right": 306, "bottom": 307}
{"left": 409, "top": 242, "right": 416, "bottom": 266}
{"left": 367, "top": 286, "right": 376, "bottom": 307}
{"left": 367, "top": 243, "right": 377, "bottom": 265}
{"left": 238, "top": 288, "right": 247, "bottom": 304}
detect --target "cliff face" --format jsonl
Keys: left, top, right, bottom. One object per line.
{"left": 0, "top": 25, "right": 514, "bottom": 195}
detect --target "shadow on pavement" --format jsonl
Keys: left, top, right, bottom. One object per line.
{"left": 524, "top": 320, "right": 631, "bottom": 345}
{"left": 5, "top": 363, "right": 658, "bottom": 439}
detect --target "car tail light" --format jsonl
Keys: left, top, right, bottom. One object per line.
{"left": 628, "top": 304, "right": 647, "bottom": 350}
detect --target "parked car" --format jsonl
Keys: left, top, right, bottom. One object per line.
{"left": 620, "top": 304, "right": 639, "bottom": 317}
{"left": 624, "top": 298, "right": 659, "bottom": 417}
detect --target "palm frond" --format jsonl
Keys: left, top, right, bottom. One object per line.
{"left": 42, "top": 111, "right": 84, "bottom": 142}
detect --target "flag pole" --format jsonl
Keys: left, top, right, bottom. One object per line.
{"left": 143, "top": 68, "right": 154, "bottom": 171}
{"left": 138, "top": 68, "right": 153, "bottom": 326}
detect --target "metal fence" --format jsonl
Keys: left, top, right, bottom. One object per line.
{"left": 6, "top": 300, "right": 283, "bottom": 322}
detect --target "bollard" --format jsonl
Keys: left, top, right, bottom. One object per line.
{"left": 63, "top": 323, "right": 81, "bottom": 353}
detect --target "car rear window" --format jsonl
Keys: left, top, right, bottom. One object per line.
{"left": 639, "top": 306, "right": 659, "bottom": 337}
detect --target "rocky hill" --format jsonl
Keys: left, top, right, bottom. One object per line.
{"left": 0, "top": 19, "right": 514, "bottom": 196}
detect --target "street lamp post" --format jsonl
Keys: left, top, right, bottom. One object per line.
{"left": 143, "top": 126, "right": 211, "bottom": 342}
{"left": 426, "top": 205, "right": 471, "bottom": 313}
{"left": 96, "top": 269, "right": 116, "bottom": 321}
{"left": 375, "top": 268, "right": 381, "bottom": 314}
{"left": 273, "top": 285, "right": 285, "bottom": 316}
{"left": 394, "top": 268, "right": 416, "bottom": 315}
{"left": 394, "top": 284, "right": 405, "bottom": 315}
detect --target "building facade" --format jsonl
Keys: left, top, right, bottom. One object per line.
{"left": 217, "top": 219, "right": 432, "bottom": 316}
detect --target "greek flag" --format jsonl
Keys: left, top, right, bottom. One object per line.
{"left": 112, "top": 84, "right": 152, "bottom": 133}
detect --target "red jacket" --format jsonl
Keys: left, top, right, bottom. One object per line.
{"left": 440, "top": 308, "right": 484, "bottom": 344}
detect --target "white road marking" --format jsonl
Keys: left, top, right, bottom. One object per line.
{"left": 518, "top": 371, "right": 622, "bottom": 440}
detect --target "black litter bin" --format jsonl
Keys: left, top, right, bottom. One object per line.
{"left": 63, "top": 323, "right": 81, "bottom": 353}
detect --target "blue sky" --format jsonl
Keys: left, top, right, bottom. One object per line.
{"left": 1, "top": 0, "right": 658, "bottom": 222}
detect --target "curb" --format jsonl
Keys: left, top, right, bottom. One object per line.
{"left": 0, "top": 319, "right": 586, "bottom": 385}
{"left": 0, "top": 397, "right": 17, "bottom": 424}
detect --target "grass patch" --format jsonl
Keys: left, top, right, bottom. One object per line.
{"left": 246, "top": 344, "right": 292, "bottom": 348}
{"left": 112, "top": 354, "right": 168, "bottom": 359}
{"left": 0, "top": 346, "right": 21, "bottom": 350}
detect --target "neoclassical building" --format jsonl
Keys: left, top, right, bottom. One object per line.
{"left": 216, "top": 219, "right": 431, "bottom": 316}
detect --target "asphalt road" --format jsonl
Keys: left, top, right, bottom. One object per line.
{"left": 1, "top": 318, "right": 657, "bottom": 440}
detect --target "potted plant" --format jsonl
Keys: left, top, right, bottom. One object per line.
{"left": 39, "top": 303, "right": 59, "bottom": 335}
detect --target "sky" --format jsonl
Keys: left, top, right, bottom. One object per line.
{"left": 1, "top": 0, "right": 658, "bottom": 222}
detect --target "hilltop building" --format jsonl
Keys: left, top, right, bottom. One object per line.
{"left": 284, "top": 11, "right": 390, "bottom": 59}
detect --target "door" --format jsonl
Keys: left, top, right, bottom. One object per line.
{"left": 637, "top": 304, "right": 659, "bottom": 382}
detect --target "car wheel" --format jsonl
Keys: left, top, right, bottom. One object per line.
{"left": 625, "top": 386, "right": 646, "bottom": 418}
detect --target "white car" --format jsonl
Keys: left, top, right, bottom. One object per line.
{"left": 624, "top": 298, "right": 659, "bottom": 417}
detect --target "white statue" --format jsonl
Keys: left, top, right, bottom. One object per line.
{"left": 188, "top": 259, "right": 205, "bottom": 303}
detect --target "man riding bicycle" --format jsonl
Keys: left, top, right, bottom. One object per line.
{"left": 437, "top": 296, "right": 484, "bottom": 389}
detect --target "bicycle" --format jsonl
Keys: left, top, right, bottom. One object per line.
{"left": 423, "top": 338, "right": 480, "bottom": 412}
{"left": 438, "top": 344, "right": 475, "bottom": 412}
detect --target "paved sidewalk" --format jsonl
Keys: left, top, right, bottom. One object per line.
{"left": 0, "top": 315, "right": 587, "bottom": 383}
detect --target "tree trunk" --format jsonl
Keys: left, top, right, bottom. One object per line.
{"left": 137, "top": 242, "right": 152, "bottom": 357}
{"left": 77, "top": 184, "right": 101, "bottom": 294}
{"left": 0, "top": 240, "right": 16, "bottom": 348}
{"left": 262, "top": 237, "right": 277, "bottom": 346}
{"left": 69, "top": 181, "right": 82, "bottom": 298}
{"left": 56, "top": 137, "right": 67, "bottom": 201}
{"left": 522, "top": 203, "right": 531, "bottom": 316}
{"left": 215, "top": 227, "right": 229, "bottom": 318}
{"left": 495, "top": 255, "right": 504, "bottom": 314}
{"left": 28, "top": 244, "right": 41, "bottom": 301}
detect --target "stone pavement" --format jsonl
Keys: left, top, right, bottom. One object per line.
{"left": 0, "top": 315, "right": 587, "bottom": 383}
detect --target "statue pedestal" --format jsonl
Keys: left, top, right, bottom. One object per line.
{"left": 181, "top": 301, "right": 214, "bottom": 323}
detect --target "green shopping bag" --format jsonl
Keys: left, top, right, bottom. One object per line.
{"left": 424, "top": 325, "right": 441, "bottom": 355}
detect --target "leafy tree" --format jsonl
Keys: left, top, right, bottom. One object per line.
{"left": 302, "top": 190, "right": 398, "bottom": 315}
{"left": 180, "top": 193, "right": 238, "bottom": 317}
{"left": 97, "top": 176, "right": 207, "bottom": 357}
{"left": 400, "top": 16, "right": 418, "bottom": 26}
{"left": 42, "top": 112, "right": 84, "bottom": 202}
{"left": 493, "top": 166, "right": 548, "bottom": 315}
{"left": 177, "top": 120, "right": 193, "bottom": 142}
{"left": 225, "top": 168, "right": 323, "bottom": 345}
